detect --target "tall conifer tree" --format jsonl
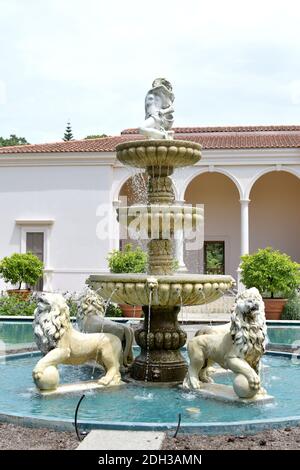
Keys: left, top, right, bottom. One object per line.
{"left": 63, "top": 122, "right": 74, "bottom": 141}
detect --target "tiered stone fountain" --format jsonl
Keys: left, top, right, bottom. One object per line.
{"left": 87, "top": 78, "right": 235, "bottom": 383}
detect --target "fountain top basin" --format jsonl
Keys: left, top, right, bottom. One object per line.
{"left": 87, "top": 273, "right": 235, "bottom": 307}
{"left": 116, "top": 139, "right": 201, "bottom": 171}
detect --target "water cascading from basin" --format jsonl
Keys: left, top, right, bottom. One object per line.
{"left": 87, "top": 78, "right": 235, "bottom": 382}
{"left": 131, "top": 160, "right": 192, "bottom": 382}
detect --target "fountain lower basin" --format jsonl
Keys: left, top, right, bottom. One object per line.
{"left": 87, "top": 273, "right": 235, "bottom": 382}
{"left": 87, "top": 274, "right": 234, "bottom": 306}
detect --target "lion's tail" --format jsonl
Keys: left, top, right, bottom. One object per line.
{"left": 195, "top": 326, "right": 213, "bottom": 336}
{"left": 123, "top": 326, "right": 134, "bottom": 366}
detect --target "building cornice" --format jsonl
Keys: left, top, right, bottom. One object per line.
{"left": 16, "top": 219, "right": 55, "bottom": 226}
{"left": 198, "top": 148, "right": 300, "bottom": 166}
{"left": 0, "top": 148, "right": 299, "bottom": 168}
{"left": 0, "top": 152, "right": 117, "bottom": 167}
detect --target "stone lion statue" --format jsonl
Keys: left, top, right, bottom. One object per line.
{"left": 183, "top": 288, "right": 267, "bottom": 398}
{"left": 33, "top": 293, "right": 122, "bottom": 391}
{"left": 76, "top": 288, "right": 134, "bottom": 367}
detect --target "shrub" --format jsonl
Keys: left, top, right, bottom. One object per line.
{"left": 0, "top": 294, "right": 37, "bottom": 316}
{"left": 67, "top": 298, "right": 79, "bottom": 318}
{"left": 240, "top": 247, "right": 300, "bottom": 298}
{"left": 107, "top": 244, "right": 148, "bottom": 273}
{"left": 0, "top": 253, "right": 44, "bottom": 290}
{"left": 104, "top": 302, "right": 123, "bottom": 317}
{"left": 281, "top": 292, "right": 300, "bottom": 320}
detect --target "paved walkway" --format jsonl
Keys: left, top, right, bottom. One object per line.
{"left": 76, "top": 430, "right": 165, "bottom": 450}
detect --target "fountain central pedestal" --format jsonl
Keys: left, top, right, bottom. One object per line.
{"left": 133, "top": 306, "right": 187, "bottom": 382}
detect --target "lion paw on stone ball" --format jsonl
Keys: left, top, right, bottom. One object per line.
{"left": 248, "top": 374, "right": 261, "bottom": 390}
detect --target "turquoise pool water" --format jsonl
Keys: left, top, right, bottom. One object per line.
{"left": 267, "top": 326, "right": 300, "bottom": 346}
{"left": 0, "top": 353, "right": 300, "bottom": 432}
{"left": 0, "top": 322, "right": 34, "bottom": 349}
{"left": 1, "top": 321, "right": 300, "bottom": 349}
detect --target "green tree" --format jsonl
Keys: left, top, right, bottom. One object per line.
{"left": 0, "top": 134, "right": 29, "bottom": 147}
{"left": 84, "top": 134, "right": 108, "bottom": 139}
{"left": 63, "top": 122, "right": 74, "bottom": 141}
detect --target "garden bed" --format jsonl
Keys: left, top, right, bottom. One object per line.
{"left": 162, "top": 426, "right": 300, "bottom": 450}
{"left": 0, "top": 422, "right": 78, "bottom": 450}
{"left": 0, "top": 422, "right": 300, "bottom": 450}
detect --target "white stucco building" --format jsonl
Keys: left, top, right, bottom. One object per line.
{"left": 0, "top": 125, "right": 299, "bottom": 292}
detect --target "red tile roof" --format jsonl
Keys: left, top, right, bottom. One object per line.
{"left": 1, "top": 126, "right": 300, "bottom": 154}
{"left": 122, "top": 125, "right": 300, "bottom": 134}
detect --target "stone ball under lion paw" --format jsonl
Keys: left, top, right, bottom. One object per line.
{"left": 34, "top": 366, "right": 59, "bottom": 391}
{"left": 233, "top": 374, "right": 257, "bottom": 399}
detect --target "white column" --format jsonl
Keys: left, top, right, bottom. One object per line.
{"left": 238, "top": 198, "right": 250, "bottom": 292}
{"left": 175, "top": 199, "right": 188, "bottom": 272}
{"left": 240, "top": 199, "right": 250, "bottom": 256}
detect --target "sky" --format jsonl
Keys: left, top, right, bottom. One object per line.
{"left": 1, "top": 0, "right": 300, "bottom": 144}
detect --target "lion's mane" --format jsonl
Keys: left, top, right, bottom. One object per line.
{"left": 230, "top": 287, "right": 267, "bottom": 361}
{"left": 76, "top": 288, "right": 105, "bottom": 330}
{"left": 33, "top": 294, "right": 70, "bottom": 354}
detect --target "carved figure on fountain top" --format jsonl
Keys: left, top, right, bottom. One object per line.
{"left": 139, "top": 78, "right": 175, "bottom": 140}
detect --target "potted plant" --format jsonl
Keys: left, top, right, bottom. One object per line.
{"left": 0, "top": 252, "right": 44, "bottom": 300}
{"left": 240, "top": 247, "right": 300, "bottom": 320}
{"left": 107, "top": 244, "right": 147, "bottom": 317}
{"left": 105, "top": 302, "right": 123, "bottom": 318}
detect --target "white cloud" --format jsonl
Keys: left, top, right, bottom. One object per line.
{"left": 288, "top": 81, "right": 300, "bottom": 105}
{"left": 1, "top": 0, "right": 300, "bottom": 142}
{"left": 0, "top": 80, "right": 6, "bottom": 105}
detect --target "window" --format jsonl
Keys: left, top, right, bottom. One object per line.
{"left": 16, "top": 220, "right": 54, "bottom": 292}
{"left": 26, "top": 232, "right": 44, "bottom": 291}
{"left": 204, "top": 241, "right": 225, "bottom": 275}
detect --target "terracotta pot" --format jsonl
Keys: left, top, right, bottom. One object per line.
{"left": 263, "top": 298, "right": 287, "bottom": 320}
{"left": 119, "top": 304, "right": 143, "bottom": 318}
{"left": 7, "top": 289, "right": 31, "bottom": 301}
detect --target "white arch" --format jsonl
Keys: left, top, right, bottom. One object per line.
{"left": 246, "top": 166, "right": 300, "bottom": 199}
{"left": 112, "top": 172, "right": 132, "bottom": 202}
{"left": 181, "top": 167, "right": 243, "bottom": 200}
{"left": 113, "top": 173, "right": 180, "bottom": 202}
